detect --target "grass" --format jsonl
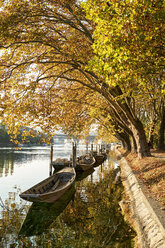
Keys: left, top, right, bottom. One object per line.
{"left": 119, "top": 149, "right": 165, "bottom": 206}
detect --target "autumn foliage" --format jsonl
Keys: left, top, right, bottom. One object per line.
{"left": 0, "top": 0, "right": 164, "bottom": 157}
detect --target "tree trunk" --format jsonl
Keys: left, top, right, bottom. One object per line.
{"left": 130, "top": 120, "right": 151, "bottom": 158}
{"left": 104, "top": 86, "right": 150, "bottom": 158}
{"left": 148, "top": 118, "right": 157, "bottom": 149}
{"left": 130, "top": 134, "right": 137, "bottom": 153}
{"left": 116, "top": 131, "right": 131, "bottom": 152}
{"left": 107, "top": 86, "right": 150, "bottom": 158}
{"left": 157, "top": 107, "right": 165, "bottom": 150}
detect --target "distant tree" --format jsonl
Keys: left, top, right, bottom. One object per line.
{"left": 0, "top": 124, "right": 10, "bottom": 145}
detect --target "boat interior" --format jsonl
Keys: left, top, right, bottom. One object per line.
{"left": 24, "top": 172, "right": 74, "bottom": 195}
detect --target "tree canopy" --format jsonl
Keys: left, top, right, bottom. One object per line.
{"left": 0, "top": 0, "right": 164, "bottom": 157}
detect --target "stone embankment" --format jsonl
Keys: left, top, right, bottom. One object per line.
{"left": 116, "top": 150, "right": 165, "bottom": 248}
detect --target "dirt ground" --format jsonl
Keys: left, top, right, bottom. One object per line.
{"left": 118, "top": 148, "right": 165, "bottom": 232}
{"left": 119, "top": 149, "right": 165, "bottom": 207}
{"left": 117, "top": 148, "right": 165, "bottom": 247}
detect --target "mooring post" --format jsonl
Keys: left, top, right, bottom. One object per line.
{"left": 99, "top": 144, "right": 101, "bottom": 153}
{"left": 72, "top": 142, "right": 76, "bottom": 168}
{"left": 106, "top": 143, "right": 108, "bottom": 153}
{"left": 49, "top": 143, "right": 53, "bottom": 176}
{"left": 100, "top": 144, "right": 102, "bottom": 153}
{"left": 101, "top": 163, "right": 103, "bottom": 173}
{"left": 96, "top": 144, "right": 98, "bottom": 153}
{"left": 72, "top": 142, "right": 74, "bottom": 167}
{"left": 86, "top": 141, "right": 88, "bottom": 154}
{"left": 91, "top": 143, "right": 93, "bottom": 155}
{"left": 75, "top": 142, "right": 77, "bottom": 161}
{"left": 91, "top": 143, "right": 93, "bottom": 153}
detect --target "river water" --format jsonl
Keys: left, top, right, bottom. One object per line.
{"left": 0, "top": 142, "right": 136, "bottom": 247}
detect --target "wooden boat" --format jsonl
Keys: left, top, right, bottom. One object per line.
{"left": 92, "top": 152, "right": 105, "bottom": 166}
{"left": 76, "top": 154, "right": 95, "bottom": 171}
{"left": 51, "top": 158, "right": 71, "bottom": 171}
{"left": 19, "top": 167, "right": 76, "bottom": 203}
{"left": 90, "top": 151, "right": 106, "bottom": 167}
{"left": 101, "top": 151, "right": 108, "bottom": 161}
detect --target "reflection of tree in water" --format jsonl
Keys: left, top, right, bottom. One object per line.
{"left": 0, "top": 149, "right": 49, "bottom": 177}
{"left": 0, "top": 152, "right": 14, "bottom": 177}
{"left": 19, "top": 185, "right": 76, "bottom": 237}
{"left": 0, "top": 166, "right": 136, "bottom": 247}
{"left": 0, "top": 151, "right": 29, "bottom": 177}
{"left": 61, "top": 167, "right": 136, "bottom": 247}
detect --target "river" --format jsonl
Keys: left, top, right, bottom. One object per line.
{"left": 0, "top": 142, "right": 136, "bottom": 247}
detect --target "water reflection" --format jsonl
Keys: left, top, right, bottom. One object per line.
{"left": 69, "top": 167, "right": 134, "bottom": 247}
{"left": 75, "top": 168, "right": 95, "bottom": 182}
{"left": 0, "top": 147, "right": 50, "bottom": 177}
{"left": 0, "top": 160, "right": 136, "bottom": 248}
{"left": 19, "top": 186, "right": 76, "bottom": 237}
{"left": 0, "top": 145, "right": 73, "bottom": 176}
{"left": 0, "top": 151, "right": 15, "bottom": 177}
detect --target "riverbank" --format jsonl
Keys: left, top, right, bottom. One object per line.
{"left": 116, "top": 148, "right": 165, "bottom": 248}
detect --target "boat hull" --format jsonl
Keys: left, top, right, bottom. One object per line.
{"left": 76, "top": 154, "right": 95, "bottom": 171}
{"left": 20, "top": 183, "right": 73, "bottom": 203}
{"left": 51, "top": 159, "right": 71, "bottom": 171}
{"left": 93, "top": 154, "right": 105, "bottom": 166}
{"left": 20, "top": 167, "right": 76, "bottom": 203}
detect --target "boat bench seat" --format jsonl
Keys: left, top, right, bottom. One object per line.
{"left": 30, "top": 183, "right": 52, "bottom": 194}
{"left": 27, "top": 177, "right": 62, "bottom": 194}
{"left": 62, "top": 176, "right": 71, "bottom": 181}
{"left": 38, "top": 181, "right": 54, "bottom": 193}
{"left": 50, "top": 178, "right": 60, "bottom": 191}
{"left": 28, "top": 189, "right": 36, "bottom": 194}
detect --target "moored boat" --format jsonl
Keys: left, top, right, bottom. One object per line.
{"left": 101, "top": 151, "right": 107, "bottom": 161}
{"left": 51, "top": 158, "right": 71, "bottom": 171}
{"left": 93, "top": 153, "right": 105, "bottom": 166}
{"left": 76, "top": 154, "right": 95, "bottom": 171}
{"left": 19, "top": 167, "right": 76, "bottom": 203}
{"left": 90, "top": 151, "right": 106, "bottom": 167}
